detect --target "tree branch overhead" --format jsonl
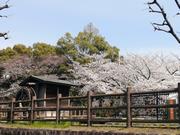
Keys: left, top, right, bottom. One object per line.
{"left": 0, "top": 0, "right": 10, "bottom": 39}
{"left": 148, "top": 0, "right": 180, "bottom": 44}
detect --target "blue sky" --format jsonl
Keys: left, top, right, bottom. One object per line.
{"left": 0, "top": 0, "right": 179, "bottom": 55}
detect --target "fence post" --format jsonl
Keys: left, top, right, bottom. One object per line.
{"left": 87, "top": 91, "right": 92, "bottom": 127}
{"left": 156, "top": 93, "right": 159, "bottom": 121}
{"left": 127, "top": 87, "right": 132, "bottom": 128}
{"left": 10, "top": 98, "right": 15, "bottom": 123}
{"left": 178, "top": 83, "right": 180, "bottom": 124}
{"left": 30, "top": 96, "right": 36, "bottom": 124}
{"left": 56, "top": 94, "right": 61, "bottom": 124}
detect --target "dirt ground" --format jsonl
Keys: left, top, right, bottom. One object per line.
{"left": 0, "top": 123, "right": 180, "bottom": 135}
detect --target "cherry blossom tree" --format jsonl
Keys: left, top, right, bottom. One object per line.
{"left": 71, "top": 54, "right": 180, "bottom": 94}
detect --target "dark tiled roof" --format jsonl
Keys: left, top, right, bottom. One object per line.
{"left": 20, "top": 75, "right": 79, "bottom": 86}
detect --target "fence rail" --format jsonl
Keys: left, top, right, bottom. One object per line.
{"left": 0, "top": 84, "right": 180, "bottom": 127}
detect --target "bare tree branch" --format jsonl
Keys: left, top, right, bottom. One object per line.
{"left": 110, "top": 77, "right": 127, "bottom": 93}
{"left": 148, "top": 0, "right": 180, "bottom": 44}
{"left": 0, "top": 15, "right": 7, "bottom": 18}
{"left": 0, "top": 0, "right": 9, "bottom": 11}
{"left": 175, "top": 0, "right": 180, "bottom": 15}
{"left": 175, "top": 0, "right": 180, "bottom": 9}
{"left": 148, "top": 5, "right": 162, "bottom": 14}
{"left": 0, "top": 4, "right": 8, "bottom": 10}
{"left": 152, "top": 20, "right": 167, "bottom": 26}
{"left": 0, "top": 32, "right": 8, "bottom": 40}
{"left": 166, "top": 66, "right": 178, "bottom": 75}
{"left": 0, "top": 0, "right": 10, "bottom": 39}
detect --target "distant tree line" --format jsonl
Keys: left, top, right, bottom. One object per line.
{"left": 0, "top": 43, "right": 56, "bottom": 61}
{"left": 0, "top": 23, "right": 119, "bottom": 63}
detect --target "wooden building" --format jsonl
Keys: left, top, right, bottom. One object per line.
{"left": 15, "top": 75, "right": 79, "bottom": 119}
{"left": 18, "top": 75, "right": 79, "bottom": 107}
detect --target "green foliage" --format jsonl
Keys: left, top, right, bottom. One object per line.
{"left": 57, "top": 64, "right": 70, "bottom": 75}
{"left": 33, "top": 42, "right": 56, "bottom": 57}
{"left": 56, "top": 32, "right": 78, "bottom": 58}
{"left": 105, "top": 46, "right": 120, "bottom": 62}
{"left": 0, "top": 44, "right": 33, "bottom": 62}
{"left": 0, "top": 43, "right": 58, "bottom": 62}
{"left": 93, "top": 36, "right": 109, "bottom": 52}
{"left": 74, "top": 57, "right": 92, "bottom": 64}
{"left": 57, "top": 23, "right": 120, "bottom": 63}
{"left": 75, "top": 31, "right": 119, "bottom": 60}
{"left": 13, "top": 44, "right": 32, "bottom": 56}
{"left": 0, "top": 47, "right": 17, "bottom": 61}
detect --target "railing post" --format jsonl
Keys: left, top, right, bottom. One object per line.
{"left": 178, "top": 83, "right": 180, "bottom": 124}
{"left": 87, "top": 91, "right": 92, "bottom": 127}
{"left": 127, "top": 87, "right": 132, "bottom": 128}
{"left": 10, "top": 98, "right": 15, "bottom": 123}
{"left": 156, "top": 93, "right": 159, "bottom": 121}
{"left": 56, "top": 94, "right": 61, "bottom": 124}
{"left": 30, "top": 96, "right": 36, "bottom": 124}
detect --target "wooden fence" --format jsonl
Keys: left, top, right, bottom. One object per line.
{"left": 0, "top": 84, "right": 180, "bottom": 127}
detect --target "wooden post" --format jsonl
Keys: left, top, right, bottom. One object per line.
{"left": 87, "top": 91, "right": 91, "bottom": 127}
{"left": 42, "top": 84, "right": 47, "bottom": 118}
{"left": 10, "top": 98, "right": 15, "bottom": 123}
{"left": 56, "top": 94, "right": 62, "bottom": 124}
{"left": 156, "top": 93, "right": 159, "bottom": 121}
{"left": 43, "top": 84, "right": 47, "bottom": 107}
{"left": 127, "top": 87, "right": 132, "bottom": 128}
{"left": 178, "top": 83, "right": 180, "bottom": 124}
{"left": 30, "top": 96, "right": 36, "bottom": 123}
{"left": 56, "top": 93, "right": 61, "bottom": 124}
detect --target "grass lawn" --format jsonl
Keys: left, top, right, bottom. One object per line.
{"left": 0, "top": 122, "right": 179, "bottom": 135}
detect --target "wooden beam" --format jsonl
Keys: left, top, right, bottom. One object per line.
{"left": 30, "top": 96, "right": 36, "bottom": 123}
{"left": 87, "top": 91, "right": 92, "bottom": 127}
{"left": 43, "top": 84, "right": 47, "bottom": 107}
{"left": 56, "top": 92, "right": 61, "bottom": 124}
{"left": 10, "top": 98, "right": 15, "bottom": 123}
{"left": 127, "top": 87, "right": 132, "bottom": 128}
